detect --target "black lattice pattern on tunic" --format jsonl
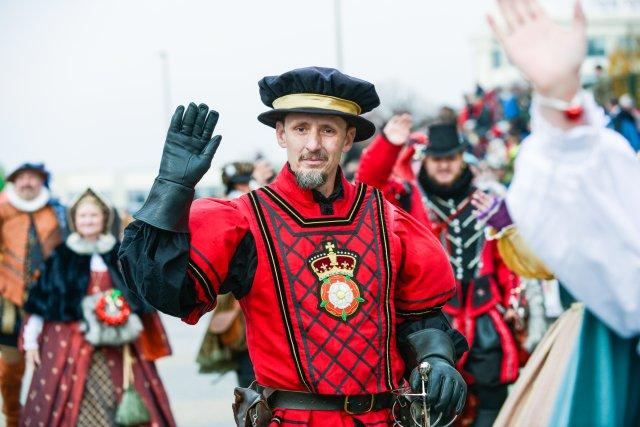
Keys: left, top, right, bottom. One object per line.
{"left": 260, "top": 194, "right": 390, "bottom": 394}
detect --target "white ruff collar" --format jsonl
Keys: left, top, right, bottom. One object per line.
{"left": 66, "top": 232, "right": 116, "bottom": 255}
{"left": 6, "top": 184, "right": 50, "bottom": 213}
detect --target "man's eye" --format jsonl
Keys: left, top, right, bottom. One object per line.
{"left": 295, "top": 127, "right": 306, "bottom": 132}
{"left": 322, "top": 128, "right": 336, "bottom": 134}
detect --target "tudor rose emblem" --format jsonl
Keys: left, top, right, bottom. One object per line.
{"left": 308, "top": 241, "right": 364, "bottom": 321}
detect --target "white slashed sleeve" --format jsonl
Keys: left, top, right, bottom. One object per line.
{"left": 23, "top": 314, "right": 44, "bottom": 350}
{"left": 506, "top": 92, "right": 640, "bottom": 340}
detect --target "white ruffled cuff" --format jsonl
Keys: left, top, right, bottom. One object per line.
{"left": 530, "top": 91, "right": 607, "bottom": 135}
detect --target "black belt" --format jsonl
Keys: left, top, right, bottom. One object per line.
{"left": 265, "top": 389, "right": 394, "bottom": 415}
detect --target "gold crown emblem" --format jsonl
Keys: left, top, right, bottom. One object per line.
{"left": 308, "top": 241, "right": 359, "bottom": 282}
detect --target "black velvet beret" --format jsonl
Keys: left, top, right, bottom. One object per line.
{"left": 257, "top": 67, "right": 380, "bottom": 142}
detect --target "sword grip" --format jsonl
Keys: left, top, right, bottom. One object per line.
{"left": 418, "top": 361, "right": 431, "bottom": 382}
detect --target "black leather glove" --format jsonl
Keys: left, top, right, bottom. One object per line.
{"left": 406, "top": 329, "right": 467, "bottom": 417}
{"left": 135, "top": 102, "right": 222, "bottom": 232}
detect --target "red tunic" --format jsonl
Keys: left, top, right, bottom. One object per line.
{"left": 21, "top": 271, "right": 175, "bottom": 427}
{"left": 183, "top": 165, "right": 456, "bottom": 426}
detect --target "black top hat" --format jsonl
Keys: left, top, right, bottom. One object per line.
{"left": 424, "top": 124, "right": 467, "bottom": 158}
{"left": 6, "top": 162, "right": 50, "bottom": 187}
{"left": 257, "top": 67, "right": 380, "bottom": 142}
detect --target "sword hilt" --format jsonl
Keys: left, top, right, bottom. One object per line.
{"left": 419, "top": 361, "right": 431, "bottom": 382}
{"left": 418, "top": 362, "right": 431, "bottom": 427}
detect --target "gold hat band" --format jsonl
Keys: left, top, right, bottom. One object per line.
{"left": 272, "top": 93, "right": 362, "bottom": 115}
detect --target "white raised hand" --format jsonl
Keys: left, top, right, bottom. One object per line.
{"left": 488, "top": 0, "right": 587, "bottom": 102}
{"left": 383, "top": 114, "right": 413, "bottom": 146}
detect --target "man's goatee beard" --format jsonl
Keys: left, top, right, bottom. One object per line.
{"left": 294, "top": 170, "right": 328, "bottom": 189}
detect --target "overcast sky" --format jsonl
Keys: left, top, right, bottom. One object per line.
{"left": 1, "top": 0, "right": 582, "bottom": 175}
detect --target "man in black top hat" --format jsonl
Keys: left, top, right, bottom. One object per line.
{"left": 119, "top": 67, "right": 468, "bottom": 426}
{"left": 358, "top": 116, "right": 521, "bottom": 426}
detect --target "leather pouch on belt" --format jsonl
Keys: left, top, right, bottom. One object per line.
{"left": 232, "top": 386, "right": 272, "bottom": 427}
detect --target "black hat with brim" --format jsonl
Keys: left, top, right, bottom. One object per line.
{"left": 227, "top": 175, "right": 252, "bottom": 185}
{"left": 424, "top": 124, "right": 467, "bottom": 158}
{"left": 258, "top": 67, "right": 380, "bottom": 142}
{"left": 222, "top": 162, "right": 254, "bottom": 186}
{"left": 423, "top": 143, "right": 467, "bottom": 158}
{"left": 258, "top": 107, "right": 376, "bottom": 142}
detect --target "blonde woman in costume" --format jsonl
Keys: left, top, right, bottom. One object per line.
{"left": 21, "top": 189, "right": 176, "bottom": 427}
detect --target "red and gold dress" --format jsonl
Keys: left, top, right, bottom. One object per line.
{"left": 21, "top": 246, "right": 175, "bottom": 427}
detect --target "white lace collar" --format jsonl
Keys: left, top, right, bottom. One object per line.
{"left": 5, "top": 184, "right": 50, "bottom": 213}
{"left": 65, "top": 232, "right": 116, "bottom": 255}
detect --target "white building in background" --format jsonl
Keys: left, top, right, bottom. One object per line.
{"left": 51, "top": 167, "right": 223, "bottom": 214}
{"left": 474, "top": 0, "right": 640, "bottom": 89}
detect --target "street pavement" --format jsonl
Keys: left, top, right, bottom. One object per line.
{"left": 156, "top": 313, "right": 237, "bottom": 426}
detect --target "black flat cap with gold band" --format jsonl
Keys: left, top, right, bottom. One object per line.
{"left": 257, "top": 66, "right": 380, "bottom": 142}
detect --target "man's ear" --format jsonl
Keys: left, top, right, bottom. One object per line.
{"left": 276, "top": 121, "right": 287, "bottom": 148}
{"left": 342, "top": 126, "right": 357, "bottom": 153}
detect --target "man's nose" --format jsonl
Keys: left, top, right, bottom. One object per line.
{"left": 305, "top": 129, "right": 322, "bottom": 151}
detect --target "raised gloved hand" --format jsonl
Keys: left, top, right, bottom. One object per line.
{"left": 406, "top": 329, "right": 467, "bottom": 417}
{"left": 159, "top": 103, "right": 221, "bottom": 188}
{"left": 471, "top": 191, "right": 513, "bottom": 231}
{"left": 134, "top": 102, "right": 222, "bottom": 232}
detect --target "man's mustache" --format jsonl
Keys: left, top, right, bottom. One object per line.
{"left": 17, "top": 185, "right": 38, "bottom": 191}
{"left": 299, "top": 151, "right": 329, "bottom": 161}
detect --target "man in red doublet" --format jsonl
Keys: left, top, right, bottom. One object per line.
{"left": 120, "top": 67, "right": 468, "bottom": 426}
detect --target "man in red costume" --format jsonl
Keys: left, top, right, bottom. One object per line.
{"left": 120, "top": 67, "right": 468, "bottom": 426}
{"left": 357, "top": 116, "right": 520, "bottom": 426}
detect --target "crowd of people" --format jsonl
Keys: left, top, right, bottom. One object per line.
{"left": 1, "top": 0, "right": 639, "bottom": 426}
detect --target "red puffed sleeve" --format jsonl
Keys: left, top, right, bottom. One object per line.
{"left": 392, "top": 205, "right": 456, "bottom": 319}
{"left": 184, "top": 197, "right": 251, "bottom": 323}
